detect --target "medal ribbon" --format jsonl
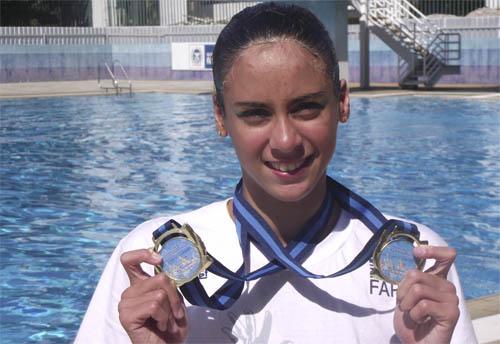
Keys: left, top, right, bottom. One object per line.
{"left": 156, "top": 176, "right": 418, "bottom": 310}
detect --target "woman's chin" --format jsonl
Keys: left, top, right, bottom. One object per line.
{"left": 243, "top": 167, "right": 326, "bottom": 204}
{"left": 264, "top": 182, "right": 318, "bottom": 204}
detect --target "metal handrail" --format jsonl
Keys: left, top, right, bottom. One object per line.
{"left": 113, "top": 59, "right": 132, "bottom": 94}
{"left": 352, "top": 0, "right": 461, "bottom": 87}
{"left": 423, "top": 32, "right": 461, "bottom": 85}
{"left": 97, "top": 60, "right": 132, "bottom": 96}
{"left": 369, "top": 0, "right": 437, "bottom": 50}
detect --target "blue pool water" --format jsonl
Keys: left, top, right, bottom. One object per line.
{"left": 1, "top": 93, "right": 499, "bottom": 342}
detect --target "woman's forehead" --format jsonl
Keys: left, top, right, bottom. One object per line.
{"left": 223, "top": 39, "right": 328, "bottom": 90}
{"left": 239, "top": 39, "right": 322, "bottom": 67}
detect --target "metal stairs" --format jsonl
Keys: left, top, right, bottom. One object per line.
{"left": 97, "top": 60, "right": 132, "bottom": 95}
{"left": 351, "top": 0, "right": 461, "bottom": 88}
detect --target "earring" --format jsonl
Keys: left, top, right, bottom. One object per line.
{"left": 217, "top": 125, "right": 227, "bottom": 137}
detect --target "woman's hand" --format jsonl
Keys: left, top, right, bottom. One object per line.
{"left": 118, "top": 249, "right": 188, "bottom": 344}
{"left": 394, "top": 246, "right": 460, "bottom": 344}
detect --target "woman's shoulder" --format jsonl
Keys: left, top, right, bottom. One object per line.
{"left": 118, "top": 199, "right": 232, "bottom": 252}
{"left": 385, "top": 214, "right": 448, "bottom": 247}
{"left": 345, "top": 211, "right": 449, "bottom": 247}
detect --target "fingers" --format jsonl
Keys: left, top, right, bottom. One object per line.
{"left": 119, "top": 289, "right": 171, "bottom": 332}
{"left": 397, "top": 272, "right": 458, "bottom": 312}
{"left": 119, "top": 249, "right": 189, "bottom": 342}
{"left": 121, "top": 272, "right": 185, "bottom": 321}
{"left": 396, "top": 269, "right": 460, "bottom": 329}
{"left": 408, "top": 299, "right": 460, "bottom": 325}
{"left": 120, "top": 249, "right": 162, "bottom": 285}
{"left": 119, "top": 273, "right": 188, "bottom": 341}
{"left": 413, "top": 245, "right": 456, "bottom": 278}
{"left": 397, "top": 270, "right": 456, "bottom": 306}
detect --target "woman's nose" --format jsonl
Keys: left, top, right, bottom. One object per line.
{"left": 269, "top": 116, "right": 303, "bottom": 155}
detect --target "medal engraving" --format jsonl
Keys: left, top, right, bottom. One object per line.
{"left": 152, "top": 223, "right": 212, "bottom": 287}
{"left": 160, "top": 237, "right": 202, "bottom": 281}
{"left": 372, "top": 225, "right": 427, "bottom": 285}
{"left": 378, "top": 238, "right": 420, "bottom": 284}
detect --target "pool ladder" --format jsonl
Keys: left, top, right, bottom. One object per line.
{"left": 98, "top": 60, "right": 132, "bottom": 95}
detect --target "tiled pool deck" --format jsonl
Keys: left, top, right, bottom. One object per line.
{"left": 1, "top": 80, "right": 498, "bottom": 343}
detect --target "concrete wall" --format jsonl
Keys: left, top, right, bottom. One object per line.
{"left": 0, "top": 43, "right": 215, "bottom": 82}
{"left": 0, "top": 25, "right": 220, "bottom": 83}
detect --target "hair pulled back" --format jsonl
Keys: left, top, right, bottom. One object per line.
{"left": 212, "top": 2, "right": 340, "bottom": 110}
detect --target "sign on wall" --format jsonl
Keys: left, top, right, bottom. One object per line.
{"left": 172, "top": 42, "right": 215, "bottom": 71}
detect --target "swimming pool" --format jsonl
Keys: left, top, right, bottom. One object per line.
{"left": 1, "top": 92, "right": 498, "bottom": 342}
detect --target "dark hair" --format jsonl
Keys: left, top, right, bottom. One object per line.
{"left": 212, "top": 2, "right": 340, "bottom": 111}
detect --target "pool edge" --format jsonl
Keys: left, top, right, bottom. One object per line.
{"left": 1, "top": 80, "right": 498, "bottom": 100}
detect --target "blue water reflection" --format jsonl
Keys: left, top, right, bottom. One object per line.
{"left": 1, "top": 93, "right": 498, "bottom": 342}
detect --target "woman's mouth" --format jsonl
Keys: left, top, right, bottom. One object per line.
{"left": 265, "top": 155, "right": 314, "bottom": 174}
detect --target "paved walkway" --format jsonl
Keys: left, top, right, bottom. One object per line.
{"left": 1, "top": 80, "right": 499, "bottom": 99}
{"left": 0, "top": 80, "right": 214, "bottom": 99}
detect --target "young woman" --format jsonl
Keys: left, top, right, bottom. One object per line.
{"left": 76, "top": 3, "right": 476, "bottom": 343}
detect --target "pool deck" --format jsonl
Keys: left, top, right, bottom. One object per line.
{"left": 0, "top": 79, "right": 499, "bottom": 100}
{"left": 468, "top": 294, "right": 500, "bottom": 344}
{"left": 1, "top": 79, "right": 499, "bottom": 342}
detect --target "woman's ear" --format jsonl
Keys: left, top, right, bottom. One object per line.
{"left": 338, "top": 79, "right": 350, "bottom": 123}
{"left": 212, "top": 94, "right": 228, "bottom": 137}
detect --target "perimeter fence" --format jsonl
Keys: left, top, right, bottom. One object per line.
{"left": 0, "top": 25, "right": 223, "bottom": 45}
{"left": 408, "top": 0, "right": 496, "bottom": 17}
{"left": 1, "top": 15, "right": 498, "bottom": 45}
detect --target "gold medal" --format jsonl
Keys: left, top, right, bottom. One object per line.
{"left": 371, "top": 225, "right": 428, "bottom": 285}
{"left": 152, "top": 222, "right": 212, "bottom": 287}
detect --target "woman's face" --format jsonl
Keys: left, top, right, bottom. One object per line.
{"left": 214, "top": 40, "right": 349, "bottom": 204}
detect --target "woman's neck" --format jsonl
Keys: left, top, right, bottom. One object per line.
{"left": 239, "top": 176, "right": 333, "bottom": 245}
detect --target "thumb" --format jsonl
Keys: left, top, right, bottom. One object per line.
{"left": 413, "top": 245, "right": 456, "bottom": 279}
{"left": 120, "top": 248, "right": 162, "bottom": 285}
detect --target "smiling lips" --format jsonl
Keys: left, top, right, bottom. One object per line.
{"left": 265, "top": 155, "right": 314, "bottom": 174}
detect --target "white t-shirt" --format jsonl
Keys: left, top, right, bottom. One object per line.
{"left": 76, "top": 200, "right": 477, "bottom": 343}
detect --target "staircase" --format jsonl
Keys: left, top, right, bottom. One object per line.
{"left": 351, "top": 0, "right": 461, "bottom": 88}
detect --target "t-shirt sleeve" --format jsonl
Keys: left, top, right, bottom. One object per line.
{"left": 74, "top": 238, "right": 132, "bottom": 343}
{"left": 418, "top": 224, "right": 477, "bottom": 344}
{"left": 74, "top": 218, "right": 167, "bottom": 344}
{"left": 448, "top": 264, "right": 478, "bottom": 344}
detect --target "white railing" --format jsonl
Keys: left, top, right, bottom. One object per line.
{"left": 351, "top": 0, "right": 462, "bottom": 86}
{"left": 423, "top": 32, "right": 461, "bottom": 84}
{"left": 98, "top": 60, "right": 132, "bottom": 96}
{"left": 368, "top": 0, "right": 440, "bottom": 53}
{"left": 0, "top": 26, "right": 224, "bottom": 45}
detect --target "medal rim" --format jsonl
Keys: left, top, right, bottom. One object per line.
{"left": 373, "top": 231, "right": 426, "bottom": 285}
{"left": 152, "top": 223, "right": 212, "bottom": 287}
{"left": 159, "top": 236, "right": 203, "bottom": 283}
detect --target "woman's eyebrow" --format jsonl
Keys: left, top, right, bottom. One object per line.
{"left": 290, "top": 91, "right": 328, "bottom": 105}
{"left": 234, "top": 101, "right": 269, "bottom": 108}
{"left": 234, "top": 92, "right": 327, "bottom": 108}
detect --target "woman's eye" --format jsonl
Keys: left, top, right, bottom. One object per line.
{"left": 292, "top": 102, "right": 325, "bottom": 119}
{"left": 236, "top": 109, "right": 271, "bottom": 123}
